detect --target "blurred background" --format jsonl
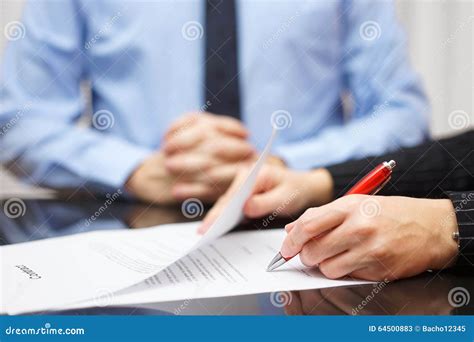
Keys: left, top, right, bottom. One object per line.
{"left": 1, "top": 0, "right": 473, "bottom": 195}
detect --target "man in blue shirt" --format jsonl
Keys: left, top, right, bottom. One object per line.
{"left": 0, "top": 0, "right": 428, "bottom": 204}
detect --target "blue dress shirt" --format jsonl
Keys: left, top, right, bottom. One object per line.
{"left": 0, "top": 0, "right": 428, "bottom": 192}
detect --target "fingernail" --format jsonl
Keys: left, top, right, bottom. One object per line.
{"left": 243, "top": 200, "right": 254, "bottom": 216}
{"left": 280, "top": 243, "right": 292, "bottom": 259}
{"left": 198, "top": 222, "right": 209, "bottom": 235}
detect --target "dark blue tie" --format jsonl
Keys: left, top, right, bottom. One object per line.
{"left": 205, "top": 0, "right": 241, "bottom": 120}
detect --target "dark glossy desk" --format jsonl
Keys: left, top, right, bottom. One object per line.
{"left": 1, "top": 194, "right": 473, "bottom": 316}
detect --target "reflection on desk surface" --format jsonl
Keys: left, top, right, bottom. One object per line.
{"left": 1, "top": 196, "right": 473, "bottom": 316}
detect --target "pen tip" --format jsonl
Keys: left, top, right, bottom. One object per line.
{"left": 266, "top": 252, "right": 285, "bottom": 272}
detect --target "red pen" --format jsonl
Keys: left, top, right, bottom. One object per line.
{"left": 266, "top": 160, "right": 396, "bottom": 271}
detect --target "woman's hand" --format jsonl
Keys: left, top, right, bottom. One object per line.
{"left": 281, "top": 195, "right": 459, "bottom": 281}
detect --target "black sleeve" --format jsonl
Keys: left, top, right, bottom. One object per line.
{"left": 326, "top": 130, "right": 474, "bottom": 199}
{"left": 447, "top": 191, "right": 474, "bottom": 268}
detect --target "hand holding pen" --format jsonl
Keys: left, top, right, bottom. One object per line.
{"left": 267, "top": 160, "right": 397, "bottom": 272}
{"left": 200, "top": 158, "right": 459, "bottom": 281}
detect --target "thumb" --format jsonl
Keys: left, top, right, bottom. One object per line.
{"left": 198, "top": 204, "right": 220, "bottom": 235}
{"left": 198, "top": 166, "right": 251, "bottom": 235}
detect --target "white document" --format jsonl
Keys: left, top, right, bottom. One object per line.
{"left": 1, "top": 130, "right": 277, "bottom": 315}
{"left": 64, "top": 229, "right": 370, "bottom": 311}
{"left": 1, "top": 223, "right": 200, "bottom": 314}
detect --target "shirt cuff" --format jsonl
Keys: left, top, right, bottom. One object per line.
{"left": 272, "top": 145, "right": 313, "bottom": 171}
{"left": 83, "top": 140, "right": 153, "bottom": 190}
{"left": 446, "top": 191, "right": 474, "bottom": 268}
{"left": 273, "top": 139, "right": 334, "bottom": 170}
